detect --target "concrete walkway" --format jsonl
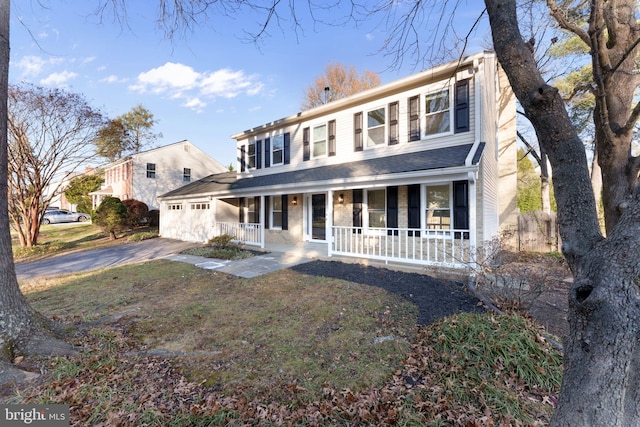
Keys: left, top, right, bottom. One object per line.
{"left": 166, "top": 242, "right": 328, "bottom": 278}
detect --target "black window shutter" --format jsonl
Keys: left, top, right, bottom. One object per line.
{"left": 454, "top": 80, "right": 470, "bottom": 133}
{"left": 254, "top": 196, "right": 261, "bottom": 224}
{"left": 408, "top": 95, "right": 420, "bottom": 141}
{"left": 387, "top": 186, "right": 398, "bottom": 235}
{"left": 453, "top": 180, "right": 469, "bottom": 239}
{"left": 282, "top": 195, "right": 288, "bottom": 230}
{"left": 239, "top": 197, "right": 245, "bottom": 223}
{"left": 354, "top": 112, "right": 363, "bottom": 151}
{"left": 408, "top": 184, "right": 421, "bottom": 236}
{"left": 328, "top": 120, "right": 336, "bottom": 156}
{"left": 389, "top": 102, "right": 399, "bottom": 145}
{"left": 352, "top": 189, "right": 363, "bottom": 231}
{"left": 240, "top": 145, "right": 246, "bottom": 172}
{"left": 303, "top": 127, "right": 310, "bottom": 161}
{"left": 265, "top": 138, "right": 271, "bottom": 168}
{"left": 256, "top": 140, "right": 262, "bottom": 169}
{"left": 264, "top": 196, "right": 270, "bottom": 229}
{"left": 284, "top": 133, "right": 291, "bottom": 164}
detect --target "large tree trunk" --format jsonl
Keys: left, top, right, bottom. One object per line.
{"left": 484, "top": 0, "right": 640, "bottom": 425}
{"left": 0, "top": 0, "right": 35, "bottom": 345}
{"left": 0, "top": 0, "right": 73, "bottom": 360}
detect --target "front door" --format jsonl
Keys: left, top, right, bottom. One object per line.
{"left": 309, "top": 193, "right": 326, "bottom": 241}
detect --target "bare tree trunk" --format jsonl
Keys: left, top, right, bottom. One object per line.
{"left": 0, "top": 0, "right": 35, "bottom": 346}
{"left": 485, "top": 0, "right": 640, "bottom": 425}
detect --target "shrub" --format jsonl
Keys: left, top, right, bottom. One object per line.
{"left": 94, "top": 197, "right": 128, "bottom": 240}
{"left": 122, "top": 199, "right": 149, "bottom": 227}
{"left": 208, "top": 234, "right": 238, "bottom": 250}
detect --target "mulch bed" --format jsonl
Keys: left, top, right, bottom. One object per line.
{"left": 290, "top": 260, "right": 486, "bottom": 325}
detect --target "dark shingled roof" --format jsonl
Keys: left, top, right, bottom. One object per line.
{"left": 161, "top": 143, "right": 485, "bottom": 198}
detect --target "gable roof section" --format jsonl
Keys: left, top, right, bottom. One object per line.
{"left": 160, "top": 143, "right": 485, "bottom": 199}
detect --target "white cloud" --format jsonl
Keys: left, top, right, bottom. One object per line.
{"left": 100, "top": 75, "right": 127, "bottom": 84}
{"left": 40, "top": 71, "right": 78, "bottom": 86}
{"left": 14, "top": 55, "right": 47, "bottom": 76}
{"left": 130, "top": 62, "right": 264, "bottom": 111}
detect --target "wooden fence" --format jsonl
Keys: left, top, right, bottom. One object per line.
{"left": 517, "top": 211, "right": 560, "bottom": 253}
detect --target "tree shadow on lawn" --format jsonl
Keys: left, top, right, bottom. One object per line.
{"left": 290, "top": 260, "right": 486, "bottom": 325}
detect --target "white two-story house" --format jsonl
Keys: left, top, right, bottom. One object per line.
{"left": 159, "top": 51, "right": 518, "bottom": 268}
{"left": 91, "top": 140, "right": 226, "bottom": 211}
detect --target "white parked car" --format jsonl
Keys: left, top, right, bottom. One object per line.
{"left": 42, "top": 210, "right": 90, "bottom": 224}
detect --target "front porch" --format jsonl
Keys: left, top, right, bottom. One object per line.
{"left": 216, "top": 222, "right": 473, "bottom": 269}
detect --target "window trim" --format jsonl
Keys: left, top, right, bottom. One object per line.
{"left": 271, "top": 134, "right": 284, "bottom": 166}
{"left": 365, "top": 105, "right": 387, "bottom": 149}
{"left": 270, "top": 196, "right": 283, "bottom": 230}
{"left": 247, "top": 140, "right": 256, "bottom": 169}
{"left": 423, "top": 83, "right": 454, "bottom": 139}
{"left": 311, "top": 122, "right": 328, "bottom": 158}
{"left": 146, "top": 163, "right": 156, "bottom": 179}
{"left": 424, "top": 183, "right": 452, "bottom": 232}
{"left": 365, "top": 188, "right": 387, "bottom": 232}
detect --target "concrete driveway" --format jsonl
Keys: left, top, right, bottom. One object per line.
{"left": 15, "top": 238, "right": 200, "bottom": 280}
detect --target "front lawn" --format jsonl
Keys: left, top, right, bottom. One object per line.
{"left": 10, "top": 260, "right": 562, "bottom": 425}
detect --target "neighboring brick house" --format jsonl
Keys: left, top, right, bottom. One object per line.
{"left": 158, "top": 51, "right": 518, "bottom": 268}
{"left": 91, "top": 140, "right": 226, "bottom": 210}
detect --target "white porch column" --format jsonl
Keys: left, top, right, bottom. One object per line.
{"left": 260, "top": 195, "right": 265, "bottom": 249}
{"left": 327, "top": 190, "right": 333, "bottom": 257}
{"left": 468, "top": 174, "right": 477, "bottom": 266}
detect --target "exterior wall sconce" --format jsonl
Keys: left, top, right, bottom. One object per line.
{"left": 338, "top": 193, "right": 344, "bottom": 204}
{"left": 292, "top": 196, "right": 297, "bottom": 205}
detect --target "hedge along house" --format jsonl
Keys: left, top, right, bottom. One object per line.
{"left": 159, "top": 51, "right": 518, "bottom": 268}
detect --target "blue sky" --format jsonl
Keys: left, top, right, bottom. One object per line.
{"left": 10, "top": 1, "right": 489, "bottom": 168}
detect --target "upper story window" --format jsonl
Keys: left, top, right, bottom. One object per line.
{"left": 190, "top": 202, "right": 210, "bottom": 210}
{"left": 183, "top": 168, "right": 191, "bottom": 182}
{"left": 303, "top": 124, "right": 335, "bottom": 161}
{"left": 146, "top": 163, "right": 156, "bottom": 179}
{"left": 272, "top": 134, "right": 284, "bottom": 165}
{"left": 313, "top": 124, "right": 327, "bottom": 157}
{"left": 425, "top": 87, "right": 451, "bottom": 137}
{"left": 366, "top": 107, "right": 386, "bottom": 147}
{"left": 247, "top": 141, "right": 256, "bottom": 169}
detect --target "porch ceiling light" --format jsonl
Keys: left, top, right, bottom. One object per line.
{"left": 292, "top": 196, "right": 298, "bottom": 205}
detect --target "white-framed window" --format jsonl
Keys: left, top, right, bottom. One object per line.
{"left": 424, "top": 87, "right": 452, "bottom": 137}
{"left": 366, "top": 189, "right": 386, "bottom": 228}
{"left": 190, "top": 202, "right": 210, "bottom": 210}
{"left": 366, "top": 107, "right": 386, "bottom": 147}
{"left": 183, "top": 168, "right": 191, "bottom": 182}
{"left": 246, "top": 198, "right": 257, "bottom": 223}
{"left": 247, "top": 141, "right": 256, "bottom": 169}
{"left": 271, "top": 196, "right": 283, "bottom": 229}
{"left": 168, "top": 203, "right": 183, "bottom": 210}
{"left": 425, "top": 184, "right": 451, "bottom": 230}
{"left": 272, "top": 134, "right": 284, "bottom": 165}
{"left": 146, "top": 163, "right": 156, "bottom": 179}
{"left": 312, "top": 124, "right": 327, "bottom": 157}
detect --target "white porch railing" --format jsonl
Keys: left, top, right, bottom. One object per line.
{"left": 216, "top": 222, "right": 263, "bottom": 247}
{"left": 331, "top": 226, "right": 473, "bottom": 268}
